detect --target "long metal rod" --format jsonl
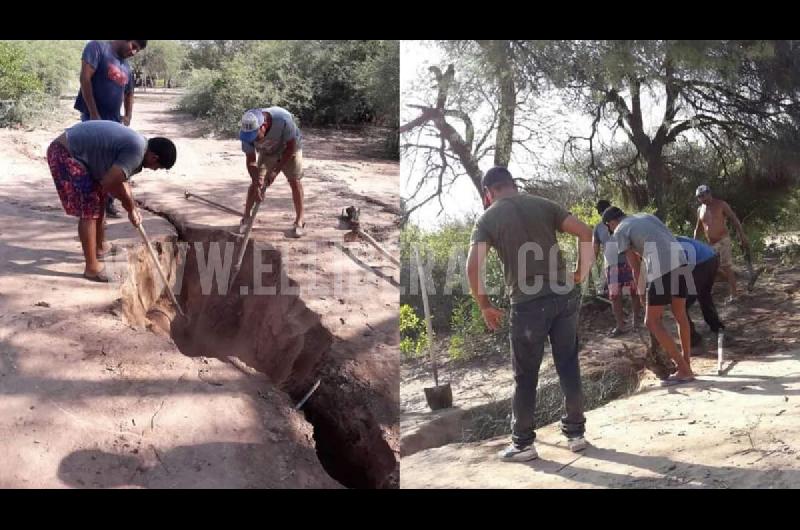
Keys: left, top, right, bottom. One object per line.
{"left": 294, "top": 379, "right": 321, "bottom": 410}
{"left": 357, "top": 229, "right": 400, "bottom": 267}
{"left": 184, "top": 190, "right": 242, "bottom": 217}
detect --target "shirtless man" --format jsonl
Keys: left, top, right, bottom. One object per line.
{"left": 693, "top": 185, "right": 749, "bottom": 303}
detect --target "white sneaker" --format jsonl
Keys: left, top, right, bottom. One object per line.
{"left": 567, "top": 436, "right": 588, "bottom": 452}
{"left": 498, "top": 443, "right": 538, "bottom": 462}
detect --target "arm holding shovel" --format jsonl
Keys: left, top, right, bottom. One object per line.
{"left": 723, "top": 202, "right": 749, "bottom": 253}
{"left": 101, "top": 167, "right": 140, "bottom": 226}
{"left": 725, "top": 202, "right": 761, "bottom": 290}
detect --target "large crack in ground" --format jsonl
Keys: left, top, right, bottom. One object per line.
{"left": 120, "top": 209, "right": 397, "bottom": 488}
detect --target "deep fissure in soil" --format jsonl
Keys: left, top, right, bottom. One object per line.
{"left": 120, "top": 225, "right": 397, "bottom": 488}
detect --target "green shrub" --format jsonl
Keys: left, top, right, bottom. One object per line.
{"left": 400, "top": 304, "right": 428, "bottom": 360}
{"left": 448, "top": 297, "right": 488, "bottom": 360}
{"left": 0, "top": 41, "right": 44, "bottom": 101}
{"left": 177, "top": 40, "right": 398, "bottom": 155}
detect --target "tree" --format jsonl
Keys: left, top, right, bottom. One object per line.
{"left": 537, "top": 40, "right": 800, "bottom": 217}
{"left": 183, "top": 40, "right": 254, "bottom": 70}
{"left": 400, "top": 40, "right": 557, "bottom": 223}
{"left": 131, "top": 40, "right": 188, "bottom": 88}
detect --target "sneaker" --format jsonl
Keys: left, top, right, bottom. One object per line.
{"left": 567, "top": 436, "right": 588, "bottom": 452}
{"left": 498, "top": 443, "right": 538, "bottom": 462}
{"left": 292, "top": 222, "right": 306, "bottom": 238}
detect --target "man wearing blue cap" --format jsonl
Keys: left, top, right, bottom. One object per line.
{"left": 239, "top": 107, "right": 305, "bottom": 237}
{"left": 466, "top": 166, "right": 595, "bottom": 461}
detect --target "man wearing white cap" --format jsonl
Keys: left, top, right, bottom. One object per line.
{"left": 693, "top": 184, "right": 749, "bottom": 303}
{"left": 239, "top": 106, "right": 305, "bottom": 237}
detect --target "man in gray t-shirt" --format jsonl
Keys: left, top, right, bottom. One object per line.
{"left": 239, "top": 107, "right": 305, "bottom": 237}
{"left": 592, "top": 199, "right": 641, "bottom": 335}
{"left": 603, "top": 207, "right": 695, "bottom": 384}
{"left": 47, "top": 120, "right": 177, "bottom": 282}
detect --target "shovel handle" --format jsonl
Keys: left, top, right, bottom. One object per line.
{"left": 229, "top": 180, "right": 270, "bottom": 290}
{"left": 136, "top": 223, "right": 185, "bottom": 317}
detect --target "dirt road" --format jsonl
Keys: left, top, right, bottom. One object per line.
{"left": 401, "top": 264, "right": 800, "bottom": 488}
{"left": 0, "top": 90, "right": 399, "bottom": 488}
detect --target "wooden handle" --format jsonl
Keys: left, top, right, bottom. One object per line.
{"left": 136, "top": 223, "right": 185, "bottom": 317}
{"left": 414, "top": 246, "right": 438, "bottom": 387}
{"left": 229, "top": 181, "right": 269, "bottom": 290}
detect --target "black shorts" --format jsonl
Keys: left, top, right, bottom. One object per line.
{"left": 647, "top": 266, "right": 690, "bottom": 306}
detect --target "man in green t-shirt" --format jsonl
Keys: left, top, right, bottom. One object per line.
{"left": 466, "top": 167, "right": 595, "bottom": 462}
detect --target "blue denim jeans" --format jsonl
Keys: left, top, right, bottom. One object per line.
{"left": 509, "top": 289, "right": 585, "bottom": 447}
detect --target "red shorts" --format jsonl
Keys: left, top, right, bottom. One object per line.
{"left": 47, "top": 141, "right": 105, "bottom": 219}
{"left": 607, "top": 262, "right": 635, "bottom": 298}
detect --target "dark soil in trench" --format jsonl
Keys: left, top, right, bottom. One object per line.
{"left": 120, "top": 226, "right": 398, "bottom": 488}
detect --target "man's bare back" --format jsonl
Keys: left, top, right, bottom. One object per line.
{"left": 697, "top": 198, "right": 731, "bottom": 244}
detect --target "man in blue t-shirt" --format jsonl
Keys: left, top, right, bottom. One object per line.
{"left": 74, "top": 40, "right": 147, "bottom": 218}
{"left": 676, "top": 236, "right": 725, "bottom": 350}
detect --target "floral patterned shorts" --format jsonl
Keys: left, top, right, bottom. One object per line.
{"left": 47, "top": 141, "right": 105, "bottom": 219}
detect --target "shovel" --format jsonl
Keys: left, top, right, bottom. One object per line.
{"left": 743, "top": 246, "right": 762, "bottom": 292}
{"left": 228, "top": 178, "right": 271, "bottom": 291}
{"left": 414, "top": 245, "right": 452, "bottom": 410}
{"left": 135, "top": 222, "right": 185, "bottom": 318}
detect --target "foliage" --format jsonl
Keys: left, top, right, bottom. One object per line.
{"left": 0, "top": 40, "right": 84, "bottom": 126}
{"left": 130, "top": 40, "right": 188, "bottom": 85}
{"left": 177, "top": 40, "right": 398, "bottom": 154}
{"left": 400, "top": 304, "right": 428, "bottom": 360}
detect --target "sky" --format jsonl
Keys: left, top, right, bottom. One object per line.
{"left": 400, "top": 40, "right": 680, "bottom": 230}
{"left": 400, "top": 41, "right": 482, "bottom": 228}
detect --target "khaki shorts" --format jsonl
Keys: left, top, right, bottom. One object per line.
{"left": 713, "top": 235, "right": 733, "bottom": 268}
{"left": 256, "top": 149, "right": 304, "bottom": 181}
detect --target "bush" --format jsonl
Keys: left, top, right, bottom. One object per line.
{"left": 400, "top": 304, "right": 428, "bottom": 360}
{"left": 0, "top": 41, "right": 44, "bottom": 100}
{"left": 177, "top": 60, "right": 262, "bottom": 135}
{"left": 177, "top": 40, "right": 398, "bottom": 155}
{"left": 448, "top": 298, "right": 489, "bottom": 360}
{"left": 0, "top": 40, "right": 84, "bottom": 127}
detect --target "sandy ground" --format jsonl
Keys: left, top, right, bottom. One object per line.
{"left": 402, "top": 350, "right": 800, "bottom": 488}
{"left": 0, "top": 90, "right": 399, "bottom": 488}
{"left": 400, "top": 260, "right": 800, "bottom": 488}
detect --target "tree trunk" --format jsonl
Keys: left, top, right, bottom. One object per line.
{"left": 645, "top": 152, "right": 667, "bottom": 219}
{"left": 433, "top": 113, "right": 484, "bottom": 194}
{"left": 493, "top": 42, "right": 515, "bottom": 168}
{"left": 479, "top": 40, "right": 516, "bottom": 168}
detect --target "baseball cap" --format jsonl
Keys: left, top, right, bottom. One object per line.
{"left": 240, "top": 109, "right": 264, "bottom": 143}
{"left": 481, "top": 166, "right": 514, "bottom": 189}
{"left": 696, "top": 184, "right": 710, "bottom": 197}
